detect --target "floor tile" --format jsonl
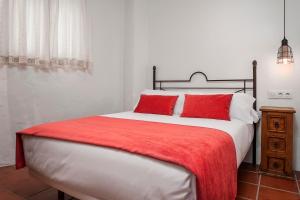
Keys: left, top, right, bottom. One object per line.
{"left": 239, "top": 162, "right": 259, "bottom": 172}
{"left": 0, "top": 168, "right": 50, "bottom": 198}
{"left": 28, "top": 188, "right": 58, "bottom": 200}
{"left": 0, "top": 189, "right": 25, "bottom": 200}
{"left": 27, "top": 188, "right": 76, "bottom": 200}
{"left": 258, "top": 186, "right": 300, "bottom": 200}
{"left": 0, "top": 167, "right": 31, "bottom": 187}
{"left": 260, "top": 175, "right": 298, "bottom": 193}
{"left": 237, "top": 181, "right": 257, "bottom": 199}
{"left": 238, "top": 170, "right": 259, "bottom": 184}
{"left": 8, "top": 177, "right": 50, "bottom": 198}
{"left": 0, "top": 166, "right": 16, "bottom": 178}
{"left": 235, "top": 196, "right": 251, "bottom": 200}
{"left": 295, "top": 171, "right": 300, "bottom": 180}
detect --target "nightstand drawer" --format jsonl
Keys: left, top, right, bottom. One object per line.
{"left": 267, "top": 113, "right": 287, "bottom": 133}
{"left": 267, "top": 137, "right": 286, "bottom": 152}
{"left": 268, "top": 157, "right": 285, "bottom": 172}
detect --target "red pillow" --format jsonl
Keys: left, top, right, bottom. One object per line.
{"left": 134, "top": 95, "right": 178, "bottom": 115}
{"left": 181, "top": 94, "right": 233, "bottom": 120}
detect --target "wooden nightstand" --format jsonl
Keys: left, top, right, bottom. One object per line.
{"left": 260, "top": 106, "right": 296, "bottom": 178}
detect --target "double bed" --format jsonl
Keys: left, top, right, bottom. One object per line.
{"left": 17, "top": 60, "right": 258, "bottom": 200}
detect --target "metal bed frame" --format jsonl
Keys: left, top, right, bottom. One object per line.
{"left": 152, "top": 60, "right": 257, "bottom": 166}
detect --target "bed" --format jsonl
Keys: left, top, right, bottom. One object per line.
{"left": 17, "top": 60, "right": 258, "bottom": 200}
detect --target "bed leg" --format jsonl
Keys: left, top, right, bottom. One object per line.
{"left": 58, "top": 190, "right": 64, "bottom": 200}
{"left": 252, "top": 123, "right": 257, "bottom": 166}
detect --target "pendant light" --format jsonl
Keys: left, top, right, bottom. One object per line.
{"left": 277, "top": 0, "right": 294, "bottom": 64}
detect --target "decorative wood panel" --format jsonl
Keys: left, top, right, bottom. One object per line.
{"left": 268, "top": 137, "right": 286, "bottom": 152}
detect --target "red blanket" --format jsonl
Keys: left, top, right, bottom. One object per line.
{"left": 16, "top": 116, "right": 237, "bottom": 200}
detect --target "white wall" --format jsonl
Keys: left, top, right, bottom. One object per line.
{"left": 0, "top": 0, "right": 125, "bottom": 166}
{"left": 123, "top": 0, "right": 149, "bottom": 110}
{"left": 0, "top": 67, "right": 13, "bottom": 166}
{"left": 124, "top": 0, "right": 300, "bottom": 169}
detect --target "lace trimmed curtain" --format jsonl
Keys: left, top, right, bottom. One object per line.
{"left": 0, "top": 0, "right": 91, "bottom": 69}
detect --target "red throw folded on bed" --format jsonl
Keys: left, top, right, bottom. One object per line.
{"left": 16, "top": 116, "right": 237, "bottom": 200}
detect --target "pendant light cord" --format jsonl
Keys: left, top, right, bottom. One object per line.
{"left": 284, "top": 0, "right": 286, "bottom": 38}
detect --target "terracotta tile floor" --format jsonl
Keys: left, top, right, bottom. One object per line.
{"left": 0, "top": 163, "right": 300, "bottom": 200}
{"left": 238, "top": 163, "right": 300, "bottom": 200}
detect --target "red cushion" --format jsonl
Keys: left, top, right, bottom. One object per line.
{"left": 181, "top": 94, "right": 233, "bottom": 120}
{"left": 134, "top": 95, "right": 178, "bottom": 115}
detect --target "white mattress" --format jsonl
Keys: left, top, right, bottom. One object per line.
{"left": 23, "top": 111, "right": 253, "bottom": 200}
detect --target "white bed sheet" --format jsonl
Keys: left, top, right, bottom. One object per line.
{"left": 23, "top": 111, "right": 253, "bottom": 200}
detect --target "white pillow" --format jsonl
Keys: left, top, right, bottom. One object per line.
{"left": 137, "top": 89, "right": 184, "bottom": 115}
{"left": 230, "top": 93, "right": 259, "bottom": 124}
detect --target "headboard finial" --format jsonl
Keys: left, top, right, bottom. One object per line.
{"left": 252, "top": 60, "right": 257, "bottom": 67}
{"left": 153, "top": 66, "right": 157, "bottom": 90}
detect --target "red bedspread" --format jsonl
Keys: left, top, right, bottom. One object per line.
{"left": 16, "top": 116, "right": 237, "bottom": 200}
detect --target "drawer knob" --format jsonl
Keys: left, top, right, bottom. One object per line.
{"left": 274, "top": 121, "right": 280, "bottom": 129}
{"left": 273, "top": 162, "right": 279, "bottom": 169}
{"left": 272, "top": 142, "right": 279, "bottom": 149}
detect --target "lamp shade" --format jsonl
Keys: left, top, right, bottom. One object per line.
{"left": 277, "top": 38, "right": 294, "bottom": 64}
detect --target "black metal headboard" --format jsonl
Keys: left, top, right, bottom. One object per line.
{"left": 152, "top": 60, "right": 258, "bottom": 166}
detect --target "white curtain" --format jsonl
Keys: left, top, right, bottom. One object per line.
{"left": 0, "top": 0, "right": 90, "bottom": 69}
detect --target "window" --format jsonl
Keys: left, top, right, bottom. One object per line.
{"left": 0, "top": 0, "right": 90, "bottom": 69}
